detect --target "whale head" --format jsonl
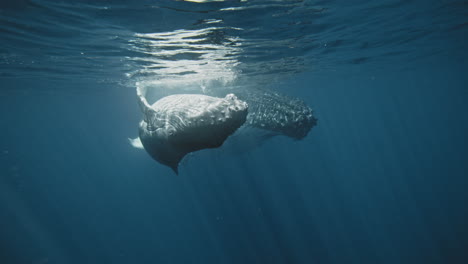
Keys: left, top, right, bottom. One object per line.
{"left": 138, "top": 93, "right": 248, "bottom": 173}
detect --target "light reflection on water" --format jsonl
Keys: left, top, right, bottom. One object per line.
{"left": 127, "top": 25, "right": 244, "bottom": 92}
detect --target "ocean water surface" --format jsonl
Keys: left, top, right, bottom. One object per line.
{"left": 1, "top": 0, "right": 467, "bottom": 263}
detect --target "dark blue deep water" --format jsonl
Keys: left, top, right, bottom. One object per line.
{"left": 1, "top": 1, "right": 467, "bottom": 263}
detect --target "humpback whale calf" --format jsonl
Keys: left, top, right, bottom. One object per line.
{"left": 131, "top": 85, "right": 248, "bottom": 173}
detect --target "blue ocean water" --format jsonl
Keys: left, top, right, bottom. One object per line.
{"left": 1, "top": 0, "right": 467, "bottom": 263}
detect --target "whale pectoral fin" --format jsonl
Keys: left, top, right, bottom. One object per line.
{"left": 128, "top": 137, "right": 144, "bottom": 149}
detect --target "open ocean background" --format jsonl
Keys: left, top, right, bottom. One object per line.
{"left": 1, "top": 0, "right": 467, "bottom": 263}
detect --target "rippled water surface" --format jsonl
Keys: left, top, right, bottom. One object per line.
{"left": 1, "top": 1, "right": 467, "bottom": 264}
{"left": 1, "top": 0, "right": 466, "bottom": 88}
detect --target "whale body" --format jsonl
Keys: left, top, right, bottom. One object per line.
{"left": 229, "top": 89, "right": 316, "bottom": 140}
{"left": 208, "top": 88, "right": 317, "bottom": 140}
{"left": 131, "top": 83, "right": 317, "bottom": 173}
{"left": 136, "top": 93, "right": 248, "bottom": 173}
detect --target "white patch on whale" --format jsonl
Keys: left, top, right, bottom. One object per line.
{"left": 128, "top": 137, "right": 144, "bottom": 149}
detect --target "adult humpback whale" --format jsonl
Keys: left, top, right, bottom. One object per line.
{"left": 130, "top": 84, "right": 317, "bottom": 173}
{"left": 132, "top": 85, "right": 248, "bottom": 173}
